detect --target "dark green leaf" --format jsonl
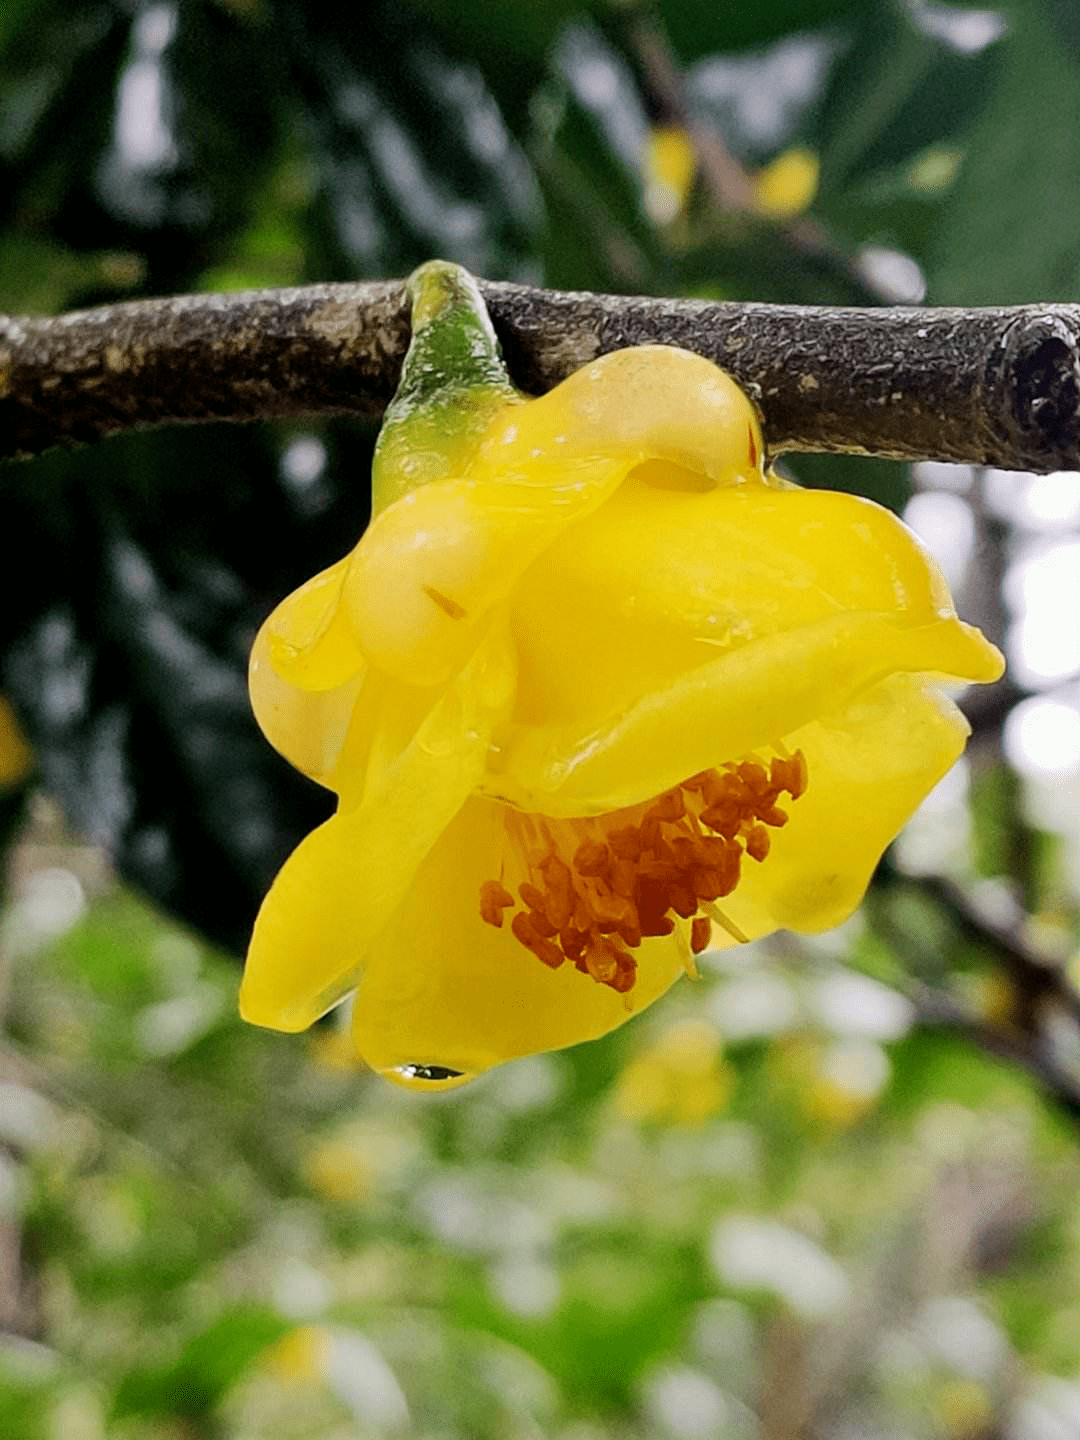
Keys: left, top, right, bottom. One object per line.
{"left": 928, "top": 2, "right": 1080, "bottom": 302}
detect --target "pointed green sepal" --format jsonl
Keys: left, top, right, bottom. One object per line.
{"left": 372, "top": 261, "right": 521, "bottom": 514}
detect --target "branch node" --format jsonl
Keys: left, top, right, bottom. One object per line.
{"left": 995, "top": 312, "right": 1080, "bottom": 471}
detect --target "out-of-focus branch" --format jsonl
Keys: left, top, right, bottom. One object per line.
{"left": 620, "top": 3, "right": 900, "bottom": 306}
{"left": 911, "top": 984, "right": 1080, "bottom": 1123}
{"left": 621, "top": 6, "right": 760, "bottom": 213}
{"left": 872, "top": 871, "right": 1080, "bottom": 1125}
{"left": 916, "top": 872, "right": 1080, "bottom": 1029}
{"left": 2, "top": 282, "right": 1080, "bottom": 470}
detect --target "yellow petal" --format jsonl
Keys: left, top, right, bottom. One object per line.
{"left": 342, "top": 461, "right": 629, "bottom": 688}
{"left": 510, "top": 477, "right": 959, "bottom": 731}
{"left": 495, "top": 477, "right": 1003, "bottom": 812}
{"left": 250, "top": 633, "right": 363, "bottom": 787}
{"left": 349, "top": 795, "right": 688, "bottom": 1081}
{"left": 754, "top": 147, "right": 819, "bottom": 218}
{"left": 475, "top": 345, "right": 764, "bottom": 490}
{"left": 240, "top": 629, "right": 516, "bottom": 1031}
{"left": 249, "top": 557, "right": 368, "bottom": 783}
{"left": 258, "top": 557, "right": 364, "bottom": 692}
{"left": 325, "top": 668, "right": 438, "bottom": 808}
{"left": 495, "top": 610, "right": 1000, "bottom": 815}
{"left": 644, "top": 126, "right": 698, "bottom": 221}
{"left": 335, "top": 350, "right": 767, "bottom": 692}
{"left": 710, "top": 673, "right": 974, "bottom": 941}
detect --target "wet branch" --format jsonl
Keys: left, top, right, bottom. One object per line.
{"left": 2, "top": 281, "right": 1080, "bottom": 469}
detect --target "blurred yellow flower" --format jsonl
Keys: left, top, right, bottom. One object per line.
{"left": 936, "top": 1377, "right": 994, "bottom": 1439}
{"left": 615, "top": 1018, "right": 734, "bottom": 1126}
{"left": 240, "top": 262, "right": 1003, "bottom": 1089}
{"left": 765, "top": 1033, "right": 889, "bottom": 1131}
{"left": 754, "top": 146, "right": 819, "bottom": 219}
{"left": 301, "top": 1117, "right": 421, "bottom": 1206}
{"left": 805, "top": 1038, "right": 889, "bottom": 1130}
{"left": 0, "top": 694, "right": 33, "bottom": 790}
{"left": 260, "top": 1325, "right": 327, "bottom": 1384}
{"left": 303, "top": 1134, "right": 375, "bottom": 1207}
{"left": 644, "top": 125, "right": 698, "bottom": 221}
{"left": 308, "top": 1023, "right": 366, "bottom": 1075}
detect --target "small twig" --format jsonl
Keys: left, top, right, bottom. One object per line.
{"left": 913, "top": 872, "right": 1080, "bottom": 1031}
{"left": 622, "top": 7, "right": 760, "bottom": 213}
{"left": 910, "top": 983, "right": 1080, "bottom": 1123}
{"left": 621, "top": 3, "right": 897, "bottom": 306}
{"left": 871, "top": 873, "right": 1080, "bottom": 1124}
{"left": 2, "top": 283, "right": 1080, "bottom": 470}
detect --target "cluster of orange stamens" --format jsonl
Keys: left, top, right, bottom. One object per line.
{"left": 479, "top": 750, "right": 807, "bottom": 993}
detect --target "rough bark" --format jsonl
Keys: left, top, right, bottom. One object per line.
{"left": 3, "top": 279, "right": 1080, "bottom": 471}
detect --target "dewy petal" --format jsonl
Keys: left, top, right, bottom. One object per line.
{"left": 250, "top": 641, "right": 362, "bottom": 786}
{"left": 258, "top": 557, "right": 364, "bottom": 692}
{"left": 510, "top": 478, "right": 959, "bottom": 731}
{"left": 707, "top": 673, "right": 976, "bottom": 941}
{"left": 248, "top": 557, "right": 370, "bottom": 784}
{"left": 495, "top": 477, "right": 1003, "bottom": 813}
{"left": 239, "top": 628, "right": 516, "bottom": 1031}
{"left": 341, "top": 461, "right": 629, "bottom": 688}
{"left": 473, "top": 345, "right": 765, "bottom": 489}
{"left": 341, "top": 348, "right": 768, "bottom": 692}
{"left": 492, "top": 611, "right": 1002, "bottom": 815}
{"left": 350, "top": 795, "right": 688, "bottom": 1080}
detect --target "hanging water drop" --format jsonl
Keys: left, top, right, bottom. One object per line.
{"left": 387, "top": 1063, "right": 474, "bottom": 1091}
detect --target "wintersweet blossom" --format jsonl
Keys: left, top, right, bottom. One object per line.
{"left": 240, "top": 263, "right": 1003, "bottom": 1088}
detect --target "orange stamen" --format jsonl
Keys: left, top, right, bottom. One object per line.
{"left": 479, "top": 879, "right": 515, "bottom": 927}
{"left": 480, "top": 749, "right": 807, "bottom": 993}
{"left": 690, "top": 915, "right": 712, "bottom": 954}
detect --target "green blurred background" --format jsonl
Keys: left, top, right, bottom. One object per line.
{"left": 4, "top": 1, "right": 1080, "bottom": 1436}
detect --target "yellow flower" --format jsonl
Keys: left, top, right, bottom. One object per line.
{"left": 240, "top": 262, "right": 1003, "bottom": 1089}
{"left": 260, "top": 1325, "right": 327, "bottom": 1383}
{"left": 644, "top": 125, "right": 698, "bottom": 222}
{"left": 614, "top": 1018, "right": 734, "bottom": 1126}
{"left": 0, "top": 694, "right": 33, "bottom": 791}
{"left": 753, "top": 146, "right": 820, "bottom": 219}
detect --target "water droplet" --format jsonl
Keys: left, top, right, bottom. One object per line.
{"left": 402, "top": 1063, "right": 460, "bottom": 1081}
{"left": 387, "top": 1063, "right": 474, "bottom": 1092}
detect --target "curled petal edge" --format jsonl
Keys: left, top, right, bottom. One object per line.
{"left": 487, "top": 613, "right": 1004, "bottom": 815}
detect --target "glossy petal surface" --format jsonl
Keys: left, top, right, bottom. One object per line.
{"left": 493, "top": 475, "right": 1000, "bottom": 812}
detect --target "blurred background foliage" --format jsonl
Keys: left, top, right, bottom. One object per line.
{"left": 4, "top": 0, "right": 1080, "bottom": 1436}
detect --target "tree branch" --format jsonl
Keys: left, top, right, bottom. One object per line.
{"left": 3, "top": 280, "right": 1080, "bottom": 470}
{"left": 870, "top": 869, "right": 1080, "bottom": 1124}
{"left": 913, "top": 872, "right": 1080, "bottom": 1030}
{"left": 910, "top": 983, "right": 1080, "bottom": 1124}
